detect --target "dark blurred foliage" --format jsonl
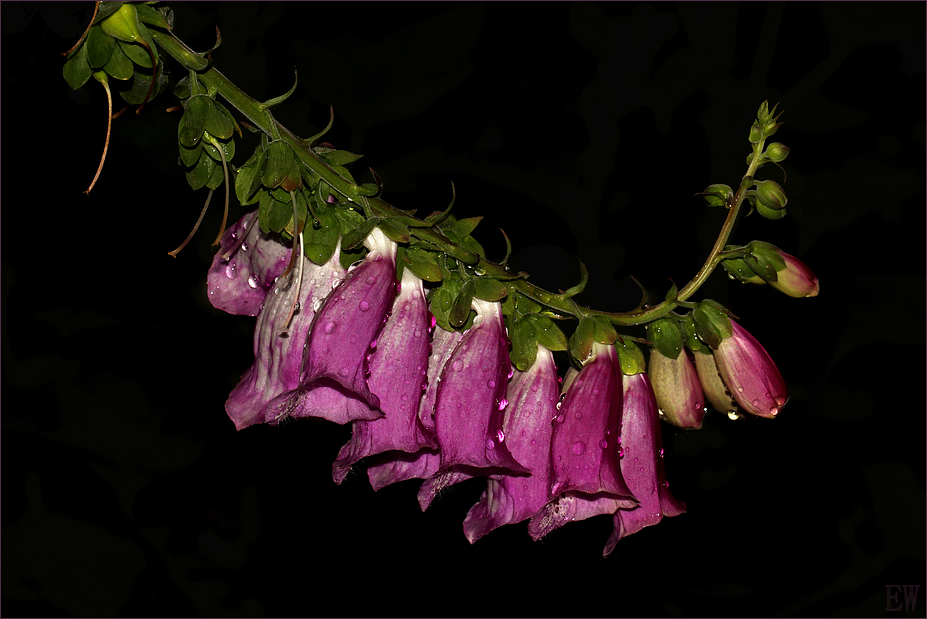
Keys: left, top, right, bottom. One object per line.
{"left": 2, "top": 2, "right": 924, "bottom": 617}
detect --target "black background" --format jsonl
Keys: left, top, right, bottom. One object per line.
{"left": 2, "top": 2, "right": 925, "bottom": 617}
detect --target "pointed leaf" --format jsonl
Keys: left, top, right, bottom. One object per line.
{"left": 527, "top": 314, "right": 568, "bottom": 351}
{"left": 102, "top": 42, "right": 133, "bottom": 80}
{"left": 472, "top": 278, "right": 508, "bottom": 302}
{"left": 449, "top": 280, "right": 476, "bottom": 327}
{"left": 63, "top": 42, "right": 92, "bottom": 90}
{"left": 341, "top": 217, "right": 379, "bottom": 250}
{"left": 86, "top": 25, "right": 115, "bottom": 68}
{"left": 135, "top": 3, "right": 172, "bottom": 29}
{"left": 262, "top": 140, "right": 296, "bottom": 189}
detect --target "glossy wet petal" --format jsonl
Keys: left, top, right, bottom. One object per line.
{"left": 604, "top": 373, "right": 685, "bottom": 556}
{"left": 207, "top": 210, "right": 290, "bottom": 316}
{"left": 225, "top": 245, "right": 345, "bottom": 430}
{"left": 713, "top": 321, "right": 788, "bottom": 418}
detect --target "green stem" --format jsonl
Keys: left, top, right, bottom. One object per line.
{"left": 151, "top": 28, "right": 763, "bottom": 329}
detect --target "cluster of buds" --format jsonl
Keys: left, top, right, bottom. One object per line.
{"left": 209, "top": 214, "right": 701, "bottom": 555}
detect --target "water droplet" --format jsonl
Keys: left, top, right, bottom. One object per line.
{"left": 727, "top": 410, "right": 742, "bottom": 420}
{"left": 598, "top": 439, "right": 608, "bottom": 450}
{"left": 530, "top": 439, "right": 537, "bottom": 446}
{"left": 324, "top": 321, "right": 337, "bottom": 334}
{"left": 401, "top": 394, "right": 409, "bottom": 402}
{"left": 574, "top": 411, "right": 583, "bottom": 420}
{"left": 369, "top": 340, "right": 378, "bottom": 349}
{"left": 498, "top": 397, "right": 508, "bottom": 410}
{"left": 592, "top": 389, "right": 600, "bottom": 396}
{"left": 452, "top": 359, "right": 464, "bottom": 372}
{"left": 496, "top": 429, "right": 505, "bottom": 443}
{"left": 241, "top": 241, "right": 249, "bottom": 252}
{"left": 507, "top": 368, "right": 514, "bottom": 379}
{"left": 359, "top": 300, "right": 370, "bottom": 311}
{"left": 247, "top": 275, "right": 258, "bottom": 289}
{"left": 530, "top": 384, "right": 539, "bottom": 393}
{"left": 738, "top": 386, "right": 744, "bottom": 393}
{"left": 555, "top": 401, "right": 562, "bottom": 411}
{"left": 571, "top": 441, "right": 586, "bottom": 456}
{"left": 486, "top": 380, "right": 496, "bottom": 389}
{"left": 366, "top": 276, "right": 377, "bottom": 285}
{"left": 659, "top": 448, "right": 665, "bottom": 457}
{"left": 618, "top": 448, "right": 625, "bottom": 458}
{"left": 752, "top": 398, "right": 760, "bottom": 407}
{"left": 486, "top": 438, "right": 495, "bottom": 450}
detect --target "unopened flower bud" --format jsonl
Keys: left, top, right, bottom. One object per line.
{"left": 764, "top": 142, "right": 789, "bottom": 163}
{"left": 649, "top": 348, "right": 706, "bottom": 429}
{"left": 698, "top": 183, "right": 733, "bottom": 208}
{"left": 748, "top": 122, "right": 765, "bottom": 144}
{"left": 712, "top": 321, "right": 788, "bottom": 419}
{"left": 755, "top": 179, "right": 787, "bottom": 210}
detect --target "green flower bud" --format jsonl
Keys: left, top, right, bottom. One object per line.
{"left": 748, "top": 122, "right": 765, "bottom": 144}
{"left": 754, "top": 199, "right": 787, "bottom": 220}
{"left": 101, "top": 3, "right": 143, "bottom": 44}
{"left": 698, "top": 183, "right": 733, "bottom": 208}
{"left": 755, "top": 179, "right": 787, "bottom": 210}
{"left": 764, "top": 142, "right": 789, "bottom": 162}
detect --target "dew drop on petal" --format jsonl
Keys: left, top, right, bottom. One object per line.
{"left": 496, "top": 429, "right": 505, "bottom": 443}
{"left": 452, "top": 359, "right": 464, "bottom": 372}
{"left": 571, "top": 441, "right": 586, "bottom": 456}
{"left": 359, "top": 301, "right": 370, "bottom": 311}
{"left": 486, "top": 438, "right": 495, "bottom": 450}
{"left": 324, "top": 321, "right": 337, "bottom": 334}
{"left": 599, "top": 439, "right": 608, "bottom": 450}
{"left": 486, "top": 380, "right": 496, "bottom": 389}
{"left": 247, "top": 275, "right": 258, "bottom": 289}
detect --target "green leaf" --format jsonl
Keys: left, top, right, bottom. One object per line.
{"left": 102, "top": 42, "right": 133, "bottom": 80}
{"left": 527, "top": 314, "right": 568, "bottom": 351}
{"left": 86, "top": 25, "right": 115, "bottom": 69}
{"left": 63, "top": 43, "right": 92, "bottom": 90}
{"left": 258, "top": 190, "right": 293, "bottom": 234}
{"left": 185, "top": 151, "right": 216, "bottom": 190}
{"left": 449, "top": 216, "right": 482, "bottom": 238}
{"left": 202, "top": 136, "right": 235, "bottom": 163}
{"left": 203, "top": 99, "right": 234, "bottom": 140}
{"left": 303, "top": 205, "right": 339, "bottom": 265}
{"left": 321, "top": 149, "right": 364, "bottom": 166}
{"left": 135, "top": 3, "right": 172, "bottom": 29}
{"left": 449, "top": 280, "right": 476, "bottom": 327}
{"left": 647, "top": 318, "right": 683, "bottom": 360}
{"left": 406, "top": 260, "right": 443, "bottom": 282}
{"left": 205, "top": 155, "right": 226, "bottom": 190}
{"left": 333, "top": 206, "right": 365, "bottom": 234}
{"left": 118, "top": 63, "right": 168, "bottom": 105}
{"left": 377, "top": 219, "right": 411, "bottom": 244}
{"left": 590, "top": 315, "right": 617, "bottom": 345}
{"left": 615, "top": 339, "right": 646, "bottom": 375}
{"left": 234, "top": 149, "right": 265, "bottom": 206}
{"left": 179, "top": 96, "right": 210, "bottom": 147}
{"left": 262, "top": 70, "right": 299, "bottom": 108}
{"left": 472, "top": 278, "right": 508, "bottom": 302}
{"left": 178, "top": 140, "right": 202, "bottom": 168}
{"left": 509, "top": 318, "right": 539, "bottom": 372}
{"left": 570, "top": 317, "right": 596, "bottom": 365}
{"left": 341, "top": 218, "right": 379, "bottom": 250}
{"left": 262, "top": 140, "right": 296, "bottom": 190}
{"left": 91, "top": 2, "right": 125, "bottom": 27}
{"left": 514, "top": 292, "right": 542, "bottom": 315}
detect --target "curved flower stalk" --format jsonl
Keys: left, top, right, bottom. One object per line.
{"left": 265, "top": 228, "right": 398, "bottom": 425}
{"left": 649, "top": 348, "right": 706, "bottom": 429}
{"left": 528, "top": 342, "right": 638, "bottom": 542}
{"left": 332, "top": 268, "right": 437, "bottom": 484}
{"left": 462, "top": 345, "right": 561, "bottom": 543}
{"left": 207, "top": 211, "right": 291, "bottom": 317}
{"left": 365, "top": 325, "right": 462, "bottom": 492}
{"left": 712, "top": 321, "right": 788, "bottom": 418}
{"left": 604, "top": 372, "right": 686, "bottom": 557}
{"left": 225, "top": 236, "right": 346, "bottom": 430}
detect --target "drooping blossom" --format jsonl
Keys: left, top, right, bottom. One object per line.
{"left": 649, "top": 348, "right": 706, "bottom": 429}
{"left": 417, "top": 298, "right": 529, "bottom": 510}
{"left": 225, "top": 239, "right": 346, "bottom": 430}
{"left": 332, "top": 268, "right": 437, "bottom": 484}
{"left": 462, "top": 345, "right": 560, "bottom": 543}
{"left": 365, "top": 325, "right": 462, "bottom": 492}
{"left": 604, "top": 372, "right": 685, "bottom": 556}
{"left": 528, "top": 342, "right": 637, "bottom": 542}
{"left": 207, "top": 211, "right": 291, "bottom": 316}
{"left": 265, "top": 228, "right": 398, "bottom": 425}
{"left": 712, "top": 320, "right": 788, "bottom": 418}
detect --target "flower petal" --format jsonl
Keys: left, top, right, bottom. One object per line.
{"left": 292, "top": 228, "right": 398, "bottom": 409}
{"left": 550, "top": 342, "right": 632, "bottom": 498}
{"left": 332, "top": 269, "right": 437, "bottom": 484}
{"left": 462, "top": 345, "right": 561, "bottom": 543}
{"left": 528, "top": 491, "right": 636, "bottom": 542}
{"left": 433, "top": 298, "right": 527, "bottom": 474}
{"left": 649, "top": 348, "right": 706, "bottom": 429}
{"left": 207, "top": 211, "right": 290, "bottom": 316}
{"left": 604, "top": 373, "right": 685, "bottom": 556}
{"left": 225, "top": 243, "right": 346, "bottom": 430}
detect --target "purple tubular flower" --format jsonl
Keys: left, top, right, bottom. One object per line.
{"left": 549, "top": 342, "right": 632, "bottom": 498}
{"left": 771, "top": 250, "right": 820, "bottom": 298}
{"left": 649, "top": 348, "right": 706, "bottom": 429}
{"left": 265, "top": 228, "right": 398, "bottom": 425}
{"left": 207, "top": 211, "right": 291, "bottom": 316}
{"left": 225, "top": 242, "right": 346, "bottom": 430}
{"left": 365, "top": 325, "right": 463, "bottom": 491}
{"left": 713, "top": 320, "right": 788, "bottom": 418}
{"left": 432, "top": 298, "right": 527, "bottom": 474}
{"left": 332, "top": 269, "right": 437, "bottom": 484}
{"left": 462, "top": 345, "right": 560, "bottom": 543}
{"left": 604, "top": 372, "right": 685, "bottom": 557}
